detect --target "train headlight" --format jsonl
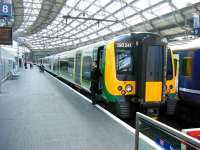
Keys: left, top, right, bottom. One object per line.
{"left": 125, "top": 84, "right": 132, "bottom": 92}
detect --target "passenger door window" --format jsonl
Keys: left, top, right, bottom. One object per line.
{"left": 60, "top": 59, "right": 67, "bottom": 75}
{"left": 82, "top": 56, "right": 92, "bottom": 80}
{"left": 66, "top": 58, "right": 74, "bottom": 76}
{"left": 146, "top": 46, "right": 163, "bottom": 81}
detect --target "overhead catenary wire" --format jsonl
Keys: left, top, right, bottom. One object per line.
{"left": 63, "top": 15, "right": 120, "bottom": 23}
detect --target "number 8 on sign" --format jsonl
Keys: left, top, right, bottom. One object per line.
{"left": 0, "top": 1, "right": 12, "bottom": 17}
{"left": 2, "top": 5, "right": 8, "bottom": 13}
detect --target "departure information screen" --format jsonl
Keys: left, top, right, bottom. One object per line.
{"left": 0, "top": 27, "right": 12, "bottom": 45}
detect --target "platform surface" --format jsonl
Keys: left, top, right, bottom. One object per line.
{"left": 0, "top": 67, "right": 135, "bottom": 150}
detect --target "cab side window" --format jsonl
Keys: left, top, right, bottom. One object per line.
{"left": 167, "top": 49, "right": 173, "bottom": 80}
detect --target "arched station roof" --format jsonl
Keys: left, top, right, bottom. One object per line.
{"left": 12, "top": 0, "right": 200, "bottom": 53}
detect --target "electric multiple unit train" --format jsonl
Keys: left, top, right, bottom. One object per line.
{"left": 41, "top": 32, "right": 175, "bottom": 118}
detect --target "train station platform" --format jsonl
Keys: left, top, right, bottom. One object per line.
{"left": 0, "top": 67, "right": 160, "bottom": 150}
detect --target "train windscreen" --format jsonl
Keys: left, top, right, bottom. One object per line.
{"left": 115, "top": 45, "right": 135, "bottom": 81}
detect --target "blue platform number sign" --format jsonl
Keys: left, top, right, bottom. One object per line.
{"left": 193, "top": 14, "right": 200, "bottom": 37}
{"left": 193, "top": 28, "right": 200, "bottom": 37}
{"left": 0, "top": 0, "right": 12, "bottom": 17}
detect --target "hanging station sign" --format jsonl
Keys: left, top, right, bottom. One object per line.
{"left": 0, "top": 27, "right": 12, "bottom": 45}
{"left": 193, "top": 13, "right": 200, "bottom": 37}
{"left": 0, "top": 0, "right": 12, "bottom": 18}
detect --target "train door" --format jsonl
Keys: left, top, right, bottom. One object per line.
{"left": 145, "top": 46, "right": 163, "bottom": 102}
{"left": 75, "top": 51, "right": 82, "bottom": 85}
{"left": 97, "top": 46, "right": 104, "bottom": 90}
{"left": 136, "top": 37, "right": 165, "bottom": 115}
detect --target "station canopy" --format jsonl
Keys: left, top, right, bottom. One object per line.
{"left": 13, "top": 0, "right": 200, "bottom": 53}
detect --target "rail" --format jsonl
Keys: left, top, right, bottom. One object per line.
{"left": 134, "top": 112, "right": 200, "bottom": 150}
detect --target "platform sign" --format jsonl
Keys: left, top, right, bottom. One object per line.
{"left": 193, "top": 28, "right": 200, "bottom": 37}
{"left": 193, "top": 13, "right": 200, "bottom": 37}
{"left": 0, "top": 0, "right": 12, "bottom": 18}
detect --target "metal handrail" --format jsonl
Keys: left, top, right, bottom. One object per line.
{"left": 134, "top": 112, "right": 200, "bottom": 150}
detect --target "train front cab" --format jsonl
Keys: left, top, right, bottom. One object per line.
{"left": 100, "top": 33, "right": 166, "bottom": 118}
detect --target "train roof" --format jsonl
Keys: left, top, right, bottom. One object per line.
{"left": 43, "top": 41, "right": 106, "bottom": 59}
{"left": 43, "top": 32, "right": 163, "bottom": 59}
{"left": 169, "top": 38, "right": 200, "bottom": 51}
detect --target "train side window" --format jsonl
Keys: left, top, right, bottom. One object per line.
{"left": 66, "top": 58, "right": 74, "bottom": 76}
{"left": 82, "top": 56, "right": 92, "bottom": 80}
{"left": 181, "top": 57, "right": 192, "bottom": 77}
{"left": 167, "top": 49, "right": 173, "bottom": 80}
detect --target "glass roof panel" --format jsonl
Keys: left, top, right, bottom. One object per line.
{"left": 172, "top": 0, "right": 200, "bottom": 9}
{"left": 126, "top": 15, "right": 144, "bottom": 26}
{"left": 89, "top": 34, "right": 98, "bottom": 39}
{"left": 149, "top": 0, "right": 163, "bottom": 5}
{"left": 142, "top": 11, "right": 156, "bottom": 19}
{"left": 151, "top": 2, "right": 173, "bottom": 16}
{"left": 77, "top": 0, "right": 91, "bottom": 10}
{"left": 70, "top": 10, "right": 81, "bottom": 17}
{"left": 98, "top": 29, "right": 110, "bottom": 36}
{"left": 115, "top": 11, "right": 126, "bottom": 19}
{"left": 66, "top": 0, "right": 76, "bottom": 7}
{"left": 87, "top": 4, "right": 100, "bottom": 14}
{"left": 133, "top": 0, "right": 150, "bottom": 10}
{"left": 111, "top": 24, "right": 125, "bottom": 32}
{"left": 94, "top": 0, "right": 112, "bottom": 7}
{"left": 105, "top": 1, "right": 122, "bottom": 13}
{"left": 122, "top": 7, "right": 136, "bottom": 17}
{"left": 18, "top": 0, "right": 42, "bottom": 32}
